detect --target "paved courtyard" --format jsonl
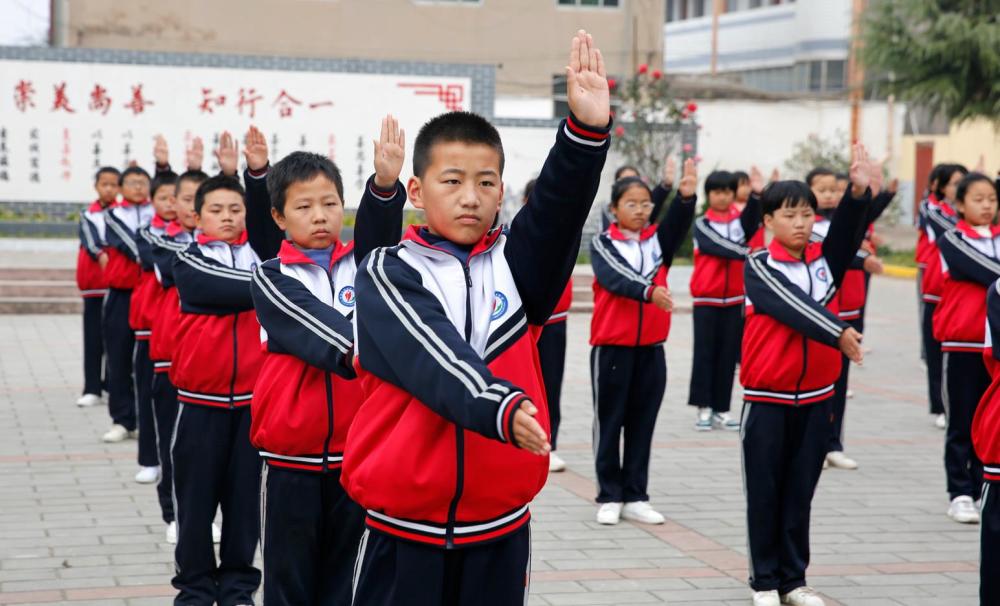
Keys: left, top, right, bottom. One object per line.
{"left": 0, "top": 269, "right": 981, "bottom": 605}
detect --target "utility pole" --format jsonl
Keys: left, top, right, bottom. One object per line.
{"left": 710, "top": 0, "right": 722, "bottom": 75}
{"left": 848, "top": 0, "right": 867, "bottom": 156}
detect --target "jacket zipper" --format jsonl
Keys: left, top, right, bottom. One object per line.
{"left": 636, "top": 240, "right": 646, "bottom": 347}
{"left": 227, "top": 244, "right": 239, "bottom": 409}
{"left": 793, "top": 257, "right": 814, "bottom": 405}
{"left": 446, "top": 261, "right": 473, "bottom": 548}
{"left": 322, "top": 264, "right": 337, "bottom": 473}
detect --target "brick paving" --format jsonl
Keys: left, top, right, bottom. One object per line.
{"left": 0, "top": 268, "right": 980, "bottom": 605}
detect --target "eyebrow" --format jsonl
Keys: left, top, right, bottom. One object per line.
{"left": 439, "top": 168, "right": 500, "bottom": 178}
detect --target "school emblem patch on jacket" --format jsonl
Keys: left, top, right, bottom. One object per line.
{"left": 492, "top": 291, "right": 508, "bottom": 320}
{"left": 338, "top": 285, "right": 356, "bottom": 307}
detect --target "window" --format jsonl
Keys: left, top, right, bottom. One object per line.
{"left": 666, "top": 0, "right": 676, "bottom": 21}
{"left": 808, "top": 61, "right": 823, "bottom": 91}
{"left": 693, "top": 0, "right": 706, "bottom": 17}
{"left": 748, "top": 0, "right": 762, "bottom": 7}
{"left": 552, "top": 74, "right": 569, "bottom": 118}
{"left": 558, "top": 0, "right": 619, "bottom": 6}
{"left": 826, "top": 60, "right": 845, "bottom": 90}
{"left": 726, "top": 0, "right": 740, "bottom": 11}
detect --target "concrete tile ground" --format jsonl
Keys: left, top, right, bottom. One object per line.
{"left": 0, "top": 269, "right": 980, "bottom": 605}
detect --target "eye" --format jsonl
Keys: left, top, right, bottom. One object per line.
{"left": 479, "top": 180, "right": 495, "bottom": 187}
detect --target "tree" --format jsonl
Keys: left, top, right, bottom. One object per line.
{"left": 610, "top": 64, "right": 698, "bottom": 180}
{"left": 862, "top": 0, "right": 1000, "bottom": 125}
{"left": 783, "top": 131, "right": 852, "bottom": 180}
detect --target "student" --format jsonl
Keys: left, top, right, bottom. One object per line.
{"left": 246, "top": 119, "right": 405, "bottom": 606}
{"left": 688, "top": 168, "right": 761, "bottom": 431}
{"left": 920, "top": 164, "right": 968, "bottom": 429}
{"left": 973, "top": 275, "right": 1000, "bottom": 605}
{"left": 169, "top": 175, "right": 268, "bottom": 605}
{"left": 343, "top": 30, "right": 611, "bottom": 606}
{"left": 740, "top": 144, "right": 875, "bottom": 606}
{"left": 76, "top": 166, "right": 120, "bottom": 407}
{"left": 933, "top": 171, "right": 999, "bottom": 525}
{"left": 521, "top": 178, "right": 573, "bottom": 473}
{"left": 148, "top": 167, "right": 206, "bottom": 545}
{"left": 132, "top": 171, "right": 177, "bottom": 485}
{"left": 102, "top": 165, "right": 155, "bottom": 443}
{"left": 590, "top": 161, "right": 697, "bottom": 525}
{"left": 733, "top": 169, "right": 765, "bottom": 251}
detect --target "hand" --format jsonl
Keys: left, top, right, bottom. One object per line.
{"left": 186, "top": 137, "right": 204, "bottom": 171}
{"left": 662, "top": 155, "right": 677, "bottom": 188}
{"left": 512, "top": 400, "right": 550, "bottom": 456}
{"left": 769, "top": 168, "right": 780, "bottom": 183}
{"left": 678, "top": 158, "right": 697, "bottom": 198}
{"left": 975, "top": 153, "right": 986, "bottom": 173}
{"left": 838, "top": 327, "right": 864, "bottom": 365}
{"left": 650, "top": 286, "right": 673, "bottom": 311}
{"left": 870, "top": 232, "right": 886, "bottom": 248}
{"left": 373, "top": 114, "right": 405, "bottom": 190}
{"left": 749, "top": 165, "right": 765, "bottom": 194}
{"left": 863, "top": 255, "right": 884, "bottom": 275}
{"left": 243, "top": 126, "right": 269, "bottom": 172}
{"left": 869, "top": 156, "right": 884, "bottom": 196}
{"left": 215, "top": 131, "right": 239, "bottom": 176}
{"left": 849, "top": 143, "right": 871, "bottom": 197}
{"left": 98, "top": 252, "right": 109, "bottom": 270}
{"left": 565, "top": 30, "right": 610, "bottom": 128}
{"left": 153, "top": 135, "right": 169, "bottom": 167}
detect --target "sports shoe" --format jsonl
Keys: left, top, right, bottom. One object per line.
{"left": 212, "top": 522, "right": 222, "bottom": 543}
{"left": 948, "top": 495, "right": 980, "bottom": 524}
{"left": 165, "top": 521, "right": 177, "bottom": 544}
{"left": 935, "top": 413, "right": 947, "bottom": 429}
{"left": 711, "top": 411, "right": 740, "bottom": 431}
{"left": 825, "top": 451, "right": 858, "bottom": 470}
{"left": 621, "top": 501, "right": 665, "bottom": 525}
{"left": 753, "top": 590, "right": 780, "bottom": 606}
{"left": 694, "top": 407, "right": 712, "bottom": 431}
{"left": 76, "top": 393, "right": 102, "bottom": 407}
{"left": 596, "top": 502, "right": 623, "bottom": 525}
{"left": 102, "top": 424, "right": 132, "bottom": 443}
{"left": 781, "top": 586, "right": 825, "bottom": 606}
{"left": 847, "top": 389, "right": 854, "bottom": 399}
{"left": 134, "top": 466, "right": 160, "bottom": 484}
{"left": 548, "top": 452, "right": 566, "bottom": 473}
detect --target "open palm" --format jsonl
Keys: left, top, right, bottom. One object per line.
{"left": 566, "top": 30, "right": 610, "bottom": 128}
{"left": 373, "top": 114, "right": 405, "bottom": 189}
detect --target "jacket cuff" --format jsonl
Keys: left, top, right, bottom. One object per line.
{"left": 562, "top": 112, "right": 612, "bottom": 148}
{"left": 642, "top": 285, "right": 655, "bottom": 302}
{"left": 367, "top": 176, "right": 401, "bottom": 202}
{"left": 496, "top": 391, "right": 527, "bottom": 444}
{"left": 247, "top": 164, "right": 269, "bottom": 179}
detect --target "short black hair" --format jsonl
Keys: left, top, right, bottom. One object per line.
{"left": 614, "top": 165, "right": 641, "bottom": 181}
{"left": 119, "top": 166, "right": 151, "bottom": 186}
{"left": 934, "top": 163, "right": 969, "bottom": 201}
{"left": 805, "top": 167, "right": 835, "bottom": 187}
{"left": 522, "top": 178, "right": 537, "bottom": 204}
{"left": 267, "top": 151, "right": 345, "bottom": 214}
{"left": 412, "top": 111, "right": 504, "bottom": 178}
{"left": 94, "top": 166, "right": 121, "bottom": 184}
{"left": 150, "top": 171, "right": 178, "bottom": 199}
{"left": 177, "top": 169, "right": 209, "bottom": 192}
{"left": 733, "top": 170, "right": 749, "bottom": 184}
{"left": 834, "top": 172, "right": 849, "bottom": 182}
{"left": 610, "top": 176, "right": 652, "bottom": 206}
{"left": 761, "top": 180, "right": 817, "bottom": 216}
{"left": 195, "top": 175, "right": 245, "bottom": 214}
{"left": 956, "top": 172, "right": 997, "bottom": 203}
{"left": 705, "top": 170, "right": 737, "bottom": 195}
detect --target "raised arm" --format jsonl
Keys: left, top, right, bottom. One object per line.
{"left": 241, "top": 126, "right": 284, "bottom": 260}
{"left": 354, "top": 115, "right": 407, "bottom": 264}
{"left": 650, "top": 155, "right": 676, "bottom": 223}
{"left": 655, "top": 158, "right": 698, "bottom": 268}
{"left": 823, "top": 144, "right": 874, "bottom": 287}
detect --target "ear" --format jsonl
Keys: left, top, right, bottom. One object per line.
{"left": 270, "top": 207, "right": 287, "bottom": 232}
{"left": 763, "top": 213, "right": 774, "bottom": 231}
{"left": 193, "top": 212, "right": 203, "bottom": 229}
{"left": 407, "top": 176, "right": 424, "bottom": 210}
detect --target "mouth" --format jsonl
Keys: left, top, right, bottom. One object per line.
{"left": 312, "top": 229, "right": 331, "bottom": 237}
{"left": 456, "top": 214, "right": 481, "bottom": 225}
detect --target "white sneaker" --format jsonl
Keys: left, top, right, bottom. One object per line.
{"left": 948, "top": 496, "right": 980, "bottom": 524}
{"left": 825, "top": 451, "right": 858, "bottom": 470}
{"left": 134, "top": 466, "right": 160, "bottom": 484}
{"left": 935, "top": 413, "right": 947, "bottom": 429}
{"left": 212, "top": 522, "right": 222, "bottom": 543}
{"left": 165, "top": 521, "right": 177, "bottom": 544}
{"left": 847, "top": 389, "right": 855, "bottom": 399}
{"left": 711, "top": 411, "right": 740, "bottom": 431}
{"left": 76, "top": 393, "right": 102, "bottom": 407}
{"left": 102, "top": 424, "right": 130, "bottom": 443}
{"left": 822, "top": 458, "right": 828, "bottom": 470}
{"left": 695, "top": 407, "right": 712, "bottom": 431}
{"left": 548, "top": 452, "right": 566, "bottom": 473}
{"left": 621, "top": 501, "right": 665, "bottom": 525}
{"left": 781, "top": 586, "right": 825, "bottom": 606}
{"left": 596, "top": 502, "right": 623, "bottom": 525}
{"left": 753, "top": 590, "right": 780, "bottom": 606}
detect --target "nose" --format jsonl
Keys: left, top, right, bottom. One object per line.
{"left": 458, "top": 183, "right": 479, "bottom": 207}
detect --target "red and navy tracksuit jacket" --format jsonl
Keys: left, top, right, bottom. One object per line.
{"left": 689, "top": 196, "right": 761, "bottom": 307}
{"left": 589, "top": 193, "right": 696, "bottom": 347}
{"left": 546, "top": 279, "right": 573, "bottom": 325}
{"left": 920, "top": 198, "right": 959, "bottom": 304}
{"left": 169, "top": 231, "right": 264, "bottom": 408}
{"left": 148, "top": 221, "right": 193, "bottom": 374}
{"left": 975, "top": 278, "right": 1000, "bottom": 482}
{"left": 740, "top": 188, "right": 871, "bottom": 405}
{"left": 249, "top": 175, "right": 406, "bottom": 473}
{"left": 104, "top": 200, "right": 155, "bottom": 291}
{"left": 915, "top": 194, "right": 937, "bottom": 270}
{"left": 77, "top": 200, "right": 114, "bottom": 298}
{"left": 932, "top": 221, "right": 1000, "bottom": 353}
{"left": 342, "top": 114, "right": 610, "bottom": 548}
{"left": 131, "top": 215, "right": 169, "bottom": 341}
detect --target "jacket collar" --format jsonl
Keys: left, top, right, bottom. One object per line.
{"left": 277, "top": 239, "right": 354, "bottom": 269}
{"left": 768, "top": 238, "right": 824, "bottom": 264}
{"left": 88, "top": 199, "right": 115, "bottom": 213}
{"left": 400, "top": 224, "right": 503, "bottom": 260}
{"left": 118, "top": 198, "right": 150, "bottom": 208}
{"left": 956, "top": 220, "right": 1000, "bottom": 239}
{"left": 704, "top": 206, "right": 741, "bottom": 223}
{"left": 151, "top": 214, "right": 168, "bottom": 229}
{"left": 165, "top": 220, "right": 188, "bottom": 237}
{"left": 608, "top": 222, "right": 658, "bottom": 242}
{"left": 196, "top": 230, "right": 249, "bottom": 246}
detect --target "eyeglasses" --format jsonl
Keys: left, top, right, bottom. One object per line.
{"left": 620, "top": 201, "right": 654, "bottom": 211}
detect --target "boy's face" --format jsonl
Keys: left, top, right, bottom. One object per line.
{"left": 152, "top": 184, "right": 177, "bottom": 221}
{"left": 408, "top": 141, "right": 504, "bottom": 246}
{"left": 271, "top": 174, "right": 344, "bottom": 250}
{"left": 121, "top": 174, "right": 150, "bottom": 204}
{"left": 810, "top": 175, "right": 839, "bottom": 210}
{"left": 943, "top": 171, "right": 964, "bottom": 203}
{"left": 175, "top": 180, "right": 199, "bottom": 231}
{"left": 736, "top": 179, "right": 750, "bottom": 202}
{"left": 611, "top": 184, "right": 653, "bottom": 232}
{"left": 764, "top": 202, "right": 815, "bottom": 255}
{"left": 956, "top": 180, "right": 998, "bottom": 227}
{"left": 707, "top": 188, "right": 735, "bottom": 212}
{"left": 95, "top": 173, "right": 119, "bottom": 205}
{"left": 195, "top": 189, "right": 246, "bottom": 243}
